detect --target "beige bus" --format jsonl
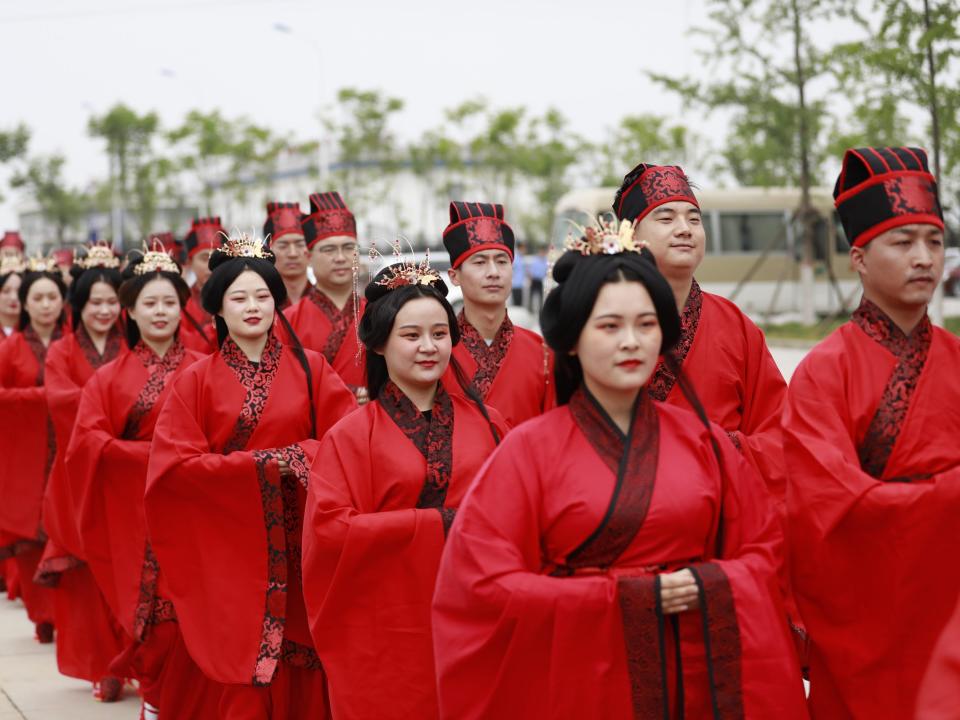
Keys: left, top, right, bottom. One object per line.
{"left": 551, "top": 186, "right": 858, "bottom": 316}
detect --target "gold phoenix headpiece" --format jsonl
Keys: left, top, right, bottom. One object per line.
{"left": 215, "top": 231, "right": 274, "bottom": 260}
{"left": 564, "top": 216, "right": 644, "bottom": 256}
{"left": 77, "top": 243, "right": 121, "bottom": 269}
{"left": 370, "top": 240, "right": 443, "bottom": 290}
{"left": 26, "top": 253, "right": 57, "bottom": 273}
{"left": 0, "top": 256, "right": 26, "bottom": 275}
{"left": 133, "top": 242, "right": 181, "bottom": 276}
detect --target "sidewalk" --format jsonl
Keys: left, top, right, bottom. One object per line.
{"left": 0, "top": 596, "right": 136, "bottom": 720}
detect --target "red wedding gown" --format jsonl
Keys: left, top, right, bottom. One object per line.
{"left": 145, "top": 333, "right": 356, "bottom": 718}
{"left": 433, "top": 389, "right": 808, "bottom": 719}
{"left": 302, "top": 382, "right": 506, "bottom": 719}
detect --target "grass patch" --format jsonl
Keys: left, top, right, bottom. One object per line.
{"left": 762, "top": 314, "right": 960, "bottom": 341}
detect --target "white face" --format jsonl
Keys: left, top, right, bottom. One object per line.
{"left": 81, "top": 280, "right": 121, "bottom": 337}
{"left": 0, "top": 273, "right": 21, "bottom": 318}
{"left": 190, "top": 249, "right": 214, "bottom": 287}
{"left": 25, "top": 277, "right": 64, "bottom": 330}
{"left": 447, "top": 249, "right": 513, "bottom": 307}
{"left": 634, "top": 201, "right": 706, "bottom": 280}
{"left": 218, "top": 270, "right": 276, "bottom": 343}
{"left": 128, "top": 277, "right": 182, "bottom": 345}
{"left": 851, "top": 223, "right": 945, "bottom": 311}
{"left": 574, "top": 281, "right": 662, "bottom": 398}
{"left": 381, "top": 296, "right": 452, "bottom": 394}
{"left": 310, "top": 236, "right": 358, "bottom": 292}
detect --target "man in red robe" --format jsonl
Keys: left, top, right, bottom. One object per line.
{"left": 0, "top": 230, "right": 25, "bottom": 261}
{"left": 441, "top": 201, "right": 552, "bottom": 426}
{"left": 614, "top": 163, "right": 787, "bottom": 506}
{"left": 180, "top": 217, "right": 224, "bottom": 352}
{"left": 263, "top": 201, "right": 310, "bottom": 306}
{"left": 783, "top": 146, "right": 960, "bottom": 718}
{"left": 282, "top": 192, "right": 365, "bottom": 394}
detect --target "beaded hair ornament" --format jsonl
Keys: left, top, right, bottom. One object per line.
{"left": 0, "top": 256, "right": 26, "bottom": 275}
{"left": 77, "top": 243, "right": 121, "bottom": 270}
{"left": 213, "top": 231, "right": 274, "bottom": 261}
{"left": 564, "top": 215, "right": 643, "bottom": 256}
{"left": 133, "top": 241, "right": 181, "bottom": 276}
{"left": 26, "top": 253, "right": 57, "bottom": 273}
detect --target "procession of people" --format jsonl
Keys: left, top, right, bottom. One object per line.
{"left": 0, "top": 146, "right": 956, "bottom": 719}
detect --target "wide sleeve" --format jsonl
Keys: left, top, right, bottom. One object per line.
{"left": 301, "top": 426, "right": 448, "bottom": 718}
{"left": 144, "top": 369, "right": 311, "bottom": 686}
{"left": 685, "top": 431, "right": 807, "bottom": 718}
{"left": 431, "top": 428, "right": 632, "bottom": 720}
{"left": 68, "top": 372, "right": 150, "bottom": 632}
{"left": 728, "top": 317, "right": 788, "bottom": 511}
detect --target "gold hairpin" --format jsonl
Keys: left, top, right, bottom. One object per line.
{"left": 215, "top": 231, "right": 274, "bottom": 260}
{"left": 564, "top": 217, "right": 644, "bottom": 256}
{"left": 78, "top": 243, "right": 121, "bottom": 269}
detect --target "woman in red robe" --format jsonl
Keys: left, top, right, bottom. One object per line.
{"left": 0, "top": 262, "right": 67, "bottom": 643}
{"left": 432, "top": 233, "right": 808, "bottom": 719}
{"left": 302, "top": 262, "right": 506, "bottom": 719}
{"left": 0, "top": 257, "right": 23, "bottom": 601}
{"left": 34, "top": 249, "right": 127, "bottom": 700}
{"left": 145, "top": 234, "right": 356, "bottom": 719}
{"left": 69, "top": 248, "right": 220, "bottom": 720}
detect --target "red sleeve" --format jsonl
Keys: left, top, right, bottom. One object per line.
{"left": 302, "top": 422, "right": 446, "bottom": 718}
{"left": 917, "top": 600, "right": 960, "bottom": 718}
{"left": 68, "top": 372, "right": 149, "bottom": 633}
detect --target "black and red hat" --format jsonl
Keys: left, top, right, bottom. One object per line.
{"left": 614, "top": 164, "right": 699, "bottom": 223}
{"left": 301, "top": 192, "right": 356, "bottom": 249}
{"left": 183, "top": 217, "right": 225, "bottom": 259}
{"left": 263, "top": 202, "right": 305, "bottom": 245}
{"left": 147, "top": 231, "right": 182, "bottom": 258}
{"left": 443, "top": 202, "right": 515, "bottom": 269}
{"left": 0, "top": 231, "right": 25, "bottom": 251}
{"left": 834, "top": 147, "right": 943, "bottom": 248}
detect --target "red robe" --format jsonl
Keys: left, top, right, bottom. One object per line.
{"left": 282, "top": 286, "right": 365, "bottom": 391}
{"left": 0, "top": 326, "right": 62, "bottom": 626}
{"left": 180, "top": 285, "right": 216, "bottom": 353}
{"left": 36, "top": 324, "right": 126, "bottom": 681}
{"left": 69, "top": 340, "right": 220, "bottom": 714}
{"left": 433, "top": 388, "right": 807, "bottom": 719}
{"left": 302, "top": 383, "right": 506, "bottom": 719}
{"left": 648, "top": 280, "right": 787, "bottom": 507}
{"left": 443, "top": 311, "right": 553, "bottom": 427}
{"left": 916, "top": 599, "right": 960, "bottom": 719}
{"left": 784, "top": 299, "right": 960, "bottom": 719}
{"left": 145, "top": 333, "right": 355, "bottom": 702}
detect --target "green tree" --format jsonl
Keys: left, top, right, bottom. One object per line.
{"left": 11, "top": 154, "right": 89, "bottom": 244}
{"left": 592, "top": 114, "right": 700, "bottom": 187}
{"left": 166, "top": 109, "right": 240, "bottom": 215}
{"left": 408, "top": 128, "right": 466, "bottom": 245}
{"left": 652, "top": 0, "right": 847, "bottom": 323}
{"left": 0, "top": 124, "right": 30, "bottom": 202}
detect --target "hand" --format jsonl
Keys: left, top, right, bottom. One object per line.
{"left": 354, "top": 387, "right": 370, "bottom": 405}
{"left": 659, "top": 569, "right": 699, "bottom": 615}
{"left": 278, "top": 459, "right": 291, "bottom": 477}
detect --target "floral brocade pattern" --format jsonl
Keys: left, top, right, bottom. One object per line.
{"left": 221, "top": 334, "right": 282, "bottom": 455}
{"left": 617, "top": 576, "right": 666, "bottom": 718}
{"left": 133, "top": 542, "right": 166, "bottom": 641}
{"left": 853, "top": 299, "right": 932, "bottom": 479}
{"left": 647, "top": 280, "right": 702, "bottom": 402}
{"left": 692, "top": 562, "right": 746, "bottom": 719}
{"left": 122, "top": 340, "right": 186, "bottom": 440}
{"left": 563, "top": 388, "right": 660, "bottom": 572}
{"left": 457, "top": 311, "right": 513, "bottom": 399}
{"left": 304, "top": 285, "right": 355, "bottom": 365}
{"left": 281, "top": 639, "right": 324, "bottom": 672}
{"left": 639, "top": 165, "right": 698, "bottom": 206}
{"left": 379, "top": 381, "right": 455, "bottom": 512}
{"left": 76, "top": 323, "right": 123, "bottom": 372}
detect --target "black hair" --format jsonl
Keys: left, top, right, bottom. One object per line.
{"left": 18, "top": 270, "right": 67, "bottom": 331}
{"left": 69, "top": 266, "right": 123, "bottom": 331}
{"left": 361, "top": 263, "right": 500, "bottom": 444}
{"left": 541, "top": 248, "right": 681, "bottom": 405}
{"left": 202, "top": 251, "right": 316, "bottom": 435}
{"left": 118, "top": 252, "right": 191, "bottom": 348}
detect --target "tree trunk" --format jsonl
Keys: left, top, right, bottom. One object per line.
{"left": 922, "top": 0, "right": 945, "bottom": 327}
{"left": 792, "top": 0, "right": 817, "bottom": 325}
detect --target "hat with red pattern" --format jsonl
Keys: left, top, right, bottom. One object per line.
{"left": 301, "top": 193, "right": 356, "bottom": 249}
{"left": 614, "top": 164, "right": 699, "bottom": 223}
{"left": 834, "top": 146, "right": 943, "bottom": 248}
{"left": 147, "top": 231, "right": 182, "bottom": 258}
{"left": 263, "top": 202, "right": 305, "bottom": 245}
{"left": 443, "top": 201, "right": 515, "bottom": 269}
{"left": 183, "top": 217, "right": 225, "bottom": 259}
{"left": 0, "top": 231, "right": 25, "bottom": 251}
